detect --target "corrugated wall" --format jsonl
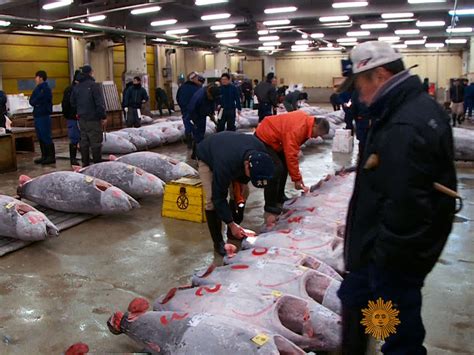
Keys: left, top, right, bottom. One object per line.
{"left": 0, "top": 34, "right": 69, "bottom": 104}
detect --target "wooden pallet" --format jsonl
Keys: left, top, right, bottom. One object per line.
{"left": 0, "top": 205, "right": 96, "bottom": 257}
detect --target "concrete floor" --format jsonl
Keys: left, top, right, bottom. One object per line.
{"left": 0, "top": 134, "right": 472, "bottom": 354}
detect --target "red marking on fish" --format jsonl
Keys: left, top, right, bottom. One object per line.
{"left": 258, "top": 273, "right": 303, "bottom": 288}
{"left": 199, "top": 264, "right": 216, "bottom": 278}
{"left": 146, "top": 342, "right": 161, "bottom": 352}
{"left": 252, "top": 247, "right": 268, "bottom": 256}
{"left": 160, "top": 312, "right": 189, "bottom": 326}
{"left": 195, "top": 284, "right": 222, "bottom": 296}
{"left": 112, "top": 190, "right": 123, "bottom": 198}
{"left": 28, "top": 215, "right": 41, "bottom": 225}
{"left": 232, "top": 303, "right": 274, "bottom": 318}
{"left": 289, "top": 240, "right": 333, "bottom": 251}
{"left": 231, "top": 264, "right": 249, "bottom": 270}
{"left": 288, "top": 216, "right": 303, "bottom": 223}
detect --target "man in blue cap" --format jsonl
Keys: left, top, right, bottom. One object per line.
{"left": 197, "top": 131, "right": 274, "bottom": 255}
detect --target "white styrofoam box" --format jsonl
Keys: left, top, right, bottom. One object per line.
{"left": 332, "top": 134, "right": 354, "bottom": 154}
{"left": 334, "top": 128, "right": 352, "bottom": 138}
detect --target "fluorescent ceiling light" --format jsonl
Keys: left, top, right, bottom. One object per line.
{"left": 131, "top": 6, "right": 161, "bottom": 15}
{"left": 360, "top": 23, "right": 387, "bottom": 29}
{"left": 383, "top": 18, "right": 416, "bottom": 23}
{"left": 42, "top": 0, "right": 73, "bottom": 10}
{"left": 446, "top": 26, "right": 472, "bottom": 33}
{"left": 301, "top": 34, "right": 308, "bottom": 39}
{"left": 295, "top": 40, "right": 311, "bottom": 45}
{"left": 0, "top": 20, "right": 11, "bottom": 27}
{"left": 319, "top": 47, "right": 343, "bottom": 51}
{"left": 332, "top": 1, "right": 368, "bottom": 8}
{"left": 378, "top": 36, "right": 400, "bottom": 42}
{"left": 220, "top": 38, "right": 240, "bottom": 44}
{"left": 445, "top": 38, "right": 467, "bottom": 44}
{"left": 321, "top": 21, "right": 353, "bottom": 28}
{"left": 449, "top": 8, "right": 474, "bottom": 16}
{"left": 210, "top": 24, "right": 235, "bottom": 31}
{"left": 263, "top": 41, "right": 281, "bottom": 46}
{"left": 291, "top": 48, "right": 309, "bottom": 52}
{"left": 259, "top": 36, "right": 279, "bottom": 41}
{"left": 382, "top": 13, "right": 414, "bottom": 19}
{"left": 416, "top": 20, "right": 445, "bottom": 27}
{"left": 263, "top": 19, "right": 291, "bottom": 26}
{"left": 35, "top": 25, "right": 54, "bottom": 30}
{"left": 310, "top": 33, "right": 325, "bottom": 38}
{"left": 343, "top": 42, "right": 358, "bottom": 46}
{"left": 88, "top": 15, "right": 106, "bottom": 22}
{"left": 259, "top": 46, "right": 275, "bottom": 51}
{"left": 68, "top": 28, "right": 84, "bottom": 34}
{"left": 258, "top": 30, "right": 269, "bottom": 35}
{"left": 153, "top": 38, "right": 167, "bottom": 42}
{"left": 151, "top": 19, "right": 178, "bottom": 27}
{"left": 405, "top": 39, "right": 426, "bottom": 45}
{"left": 425, "top": 43, "right": 444, "bottom": 48}
{"left": 408, "top": 0, "right": 446, "bottom": 3}
{"left": 215, "top": 31, "right": 237, "bottom": 38}
{"left": 347, "top": 30, "right": 370, "bottom": 36}
{"left": 175, "top": 40, "right": 188, "bottom": 45}
{"left": 337, "top": 37, "right": 357, "bottom": 42}
{"left": 395, "top": 29, "right": 420, "bottom": 35}
{"left": 201, "top": 13, "right": 231, "bottom": 21}
{"left": 291, "top": 44, "right": 308, "bottom": 49}
{"left": 320, "top": 15, "right": 350, "bottom": 22}
{"left": 195, "top": 0, "right": 228, "bottom": 5}
{"left": 392, "top": 44, "right": 407, "bottom": 48}
{"left": 264, "top": 6, "right": 297, "bottom": 14}
{"left": 166, "top": 28, "right": 189, "bottom": 35}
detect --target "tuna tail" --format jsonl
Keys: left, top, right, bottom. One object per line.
{"left": 109, "top": 155, "right": 118, "bottom": 161}
{"left": 72, "top": 165, "right": 82, "bottom": 173}
{"left": 46, "top": 220, "right": 60, "bottom": 238}
{"left": 128, "top": 196, "right": 140, "bottom": 209}
{"left": 19, "top": 175, "right": 32, "bottom": 186}
{"left": 107, "top": 311, "right": 125, "bottom": 335}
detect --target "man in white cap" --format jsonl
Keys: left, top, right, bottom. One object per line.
{"left": 338, "top": 41, "right": 457, "bottom": 354}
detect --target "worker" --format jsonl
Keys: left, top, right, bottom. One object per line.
{"left": 255, "top": 111, "right": 330, "bottom": 215}
{"left": 241, "top": 79, "right": 253, "bottom": 108}
{"left": 217, "top": 73, "right": 241, "bottom": 132}
{"left": 177, "top": 72, "right": 203, "bottom": 149}
{"left": 255, "top": 72, "right": 278, "bottom": 122}
{"left": 155, "top": 87, "right": 174, "bottom": 116}
{"left": 330, "top": 91, "right": 342, "bottom": 111}
{"left": 283, "top": 90, "right": 308, "bottom": 112}
{"left": 422, "top": 77, "right": 430, "bottom": 93}
{"left": 196, "top": 131, "right": 274, "bottom": 255}
{"left": 449, "top": 79, "right": 465, "bottom": 126}
{"left": 30, "top": 70, "right": 55, "bottom": 165}
{"left": 70, "top": 65, "right": 106, "bottom": 167}
{"left": 122, "top": 79, "right": 132, "bottom": 108}
{"left": 0, "top": 90, "right": 7, "bottom": 130}
{"left": 124, "top": 76, "right": 148, "bottom": 128}
{"left": 336, "top": 41, "right": 456, "bottom": 355}
{"left": 464, "top": 80, "right": 474, "bottom": 119}
{"left": 61, "top": 70, "right": 81, "bottom": 165}
{"left": 339, "top": 88, "right": 354, "bottom": 133}
{"left": 187, "top": 83, "right": 221, "bottom": 159}
{"left": 350, "top": 90, "right": 371, "bottom": 157}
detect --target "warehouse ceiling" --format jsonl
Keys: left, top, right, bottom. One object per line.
{"left": 0, "top": 0, "right": 473, "bottom": 53}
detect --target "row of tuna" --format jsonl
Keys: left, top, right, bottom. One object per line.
{"left": 1, "top": 152, "right": 198, "bottom": 241}
{"left": 106, "top": 172, "right": 355, "bottom": 354}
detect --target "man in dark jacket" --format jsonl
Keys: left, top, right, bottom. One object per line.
{"left": 177, "top": 72, "right": 203, "bottom": 148}
{"left": 350, "top": 90, "right": 371, "bottom": 156}
{"left": 155, "top": 87, "right": 173, "bottom": 116}
{"left": 62, "top": 70, "right": 81, "bottom": 165}
{"left": 241, "top": 79, "right": 253, "bottom": 108}
{"left": 70, "top": 65, "right": 106, "bottom": 167}
{"left": 30, "top": 70, "right": 55, "bottom": 165}
{"left": 449, "top": 79, "right": 465, "bottom": 126}
{"left": 0, "top": 90, "right": 7, "bottom": 130}
{"left": 337, "top": 41, "right": 456, "bottom": 355}
{"left": 197, "top": 131, "right": 274, "bottom": 255}
{"left": 124, "top": 76, "right": 148, "bottom": 128}
{"left": 283, "top": 90, "right": 308, "bottom": 112}
{"left": 217, "top": 73, "right": 241, "bottom": 132}
{"left": 463, "top": 81, "right": 474, "bottom": 118}
{"left": 255, "top": 72, "right": 278, "bottom": 122}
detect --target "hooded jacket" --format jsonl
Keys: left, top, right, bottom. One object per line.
{"left": 29, "top": 81, "right": 52, "bottom": 117}
{"left": 70, "top": 73, "right": 106, "bottom": 121}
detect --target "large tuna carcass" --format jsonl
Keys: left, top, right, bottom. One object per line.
{"left": 0, "top": 195, "right": 59, "bottom": 241}
{"left": 140, "top": 115, "right": 154, "bottom": 125}
{"left": 242, "top": 230, "right": 344, "bottom": 273}
{"left": 156, "top": 126, "right": 183, "bottom": 144}
{"left": 108, "top": 297, "right": 304, "bottom": 355}
{"left": 123, "top": 127, "right": 163, "bottom": 148}
{"left": 112, "top": 131, "right": 148, "bottom": 151}
{"left": 74, "top": 162, "right": 164, "bottom": 199}
{"left": 192, "top": 262, "right": 342, "bottom": 314}
{"left": 112, "top": 152, "right": 197, "bottom": 182}
{"left": 154, "top": 284, "right": 341, "bottom": 351}
{"left": 224, "top": 246, "right": 342, "bottom": 281}
{"left": 453, "top": 127, "right": 474, "bottom": 161}
{"left": 17, "top": 172, "right": 139, "bottom": 214}
{"left": 101, "top": 133, "right": 137, "bottom": 154}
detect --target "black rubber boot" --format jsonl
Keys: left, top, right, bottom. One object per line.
{"left": 81, "top": 146, "right": 90, "bottom": 167}
{"left": 191, "top": 141, "right": 197, "bottom": 160}
{"left": 91, "top": 147, "right": 102, "bottom": 164}
{"left": 41, "top": 144, "right": 56, "bottom": 165}
{"left": 185, "top": 134, "right": 193, "bottom": 149}
{"left": 69, "top": 144, "right": 79, "bottom": 165}
{"left": 205, "top": 210, "right": 225, "bottom": 256}
{"left": 452, "top": 114, "right": 457, "bottom": 127}
{"left": 34, "top": 141, "right": 46, "bottom": 164}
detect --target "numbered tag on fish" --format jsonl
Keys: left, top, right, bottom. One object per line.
{"left": 251, "top": 333, "right": 269, "bottom": 346}
{"left": 4, "top": 202, "right": 15, "bottom": 210}
{"left": 255, "top": 260, "right": 266, "bottom": 269}
{"left": 271, "top": 290, "right": 283, "bottom": 298}
{"left": 293, "top": 229, "right": 303, "bottom": 236}
{"left": 188, "top": 313, "right": 210, "bottom": 327}
{"left": 84, "top": 176, "right": 94, "bottom": 184}
{"left": 127, "top": 165, "right": 134, "bottom": 171}
{"left": 245, "top": 236, "right": 258, "bottom": 245}
{"left": 268, "top": 246, "right": 278, "bottom": 255}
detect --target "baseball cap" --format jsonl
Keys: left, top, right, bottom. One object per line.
{"left": 338, "top": 41, "right": 403, "bottom": 92}
{"left": 248, "top": 151, "right": 274, "bottom": 188}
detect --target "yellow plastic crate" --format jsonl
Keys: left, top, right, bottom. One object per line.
{"left": 162, "top": 177, "right": 206, "bottom": 223}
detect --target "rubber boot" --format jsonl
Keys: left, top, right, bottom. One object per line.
{"left": 69, "top": 144, "right": 79, "bottom": 166}
{"left": 34, "top": 141, "right": 46, "bottom": 164}
{"left": 185, "top": 134, "right": 193, "bottom": 149}
{"left": 205, "top": 210, "right": 225, "bottom": 256}
{"left": 452, "top": 114, "right": 457, "bottom": 127}
{"left": 81, "top": 146, "right": 90, "bottom": 167}
{"left": 191, "top": 141, "right": 197, "bottom": 160}
{"left": 91, "top": 147, "right": 102, "bottom": 164}
{"left": 41, "top": 143, "right": 56, "bottom": 165}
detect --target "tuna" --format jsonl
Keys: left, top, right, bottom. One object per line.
{"left": 74, "top": 161, "right": 164, "bottom": 199}
{"left": 453, "top": 127, "right": 474, "bottom": 161}
{"left": 17, "top": 172, "right": 139, "bottom": 214}
{"left": 108, "top": 297, "right": 304, "bottom": 355}
{"left": 112, "top": 131, "right": 148, "bottom": 151}
{"left": 101, "top": 133, "right": 137, "bottom": 154}
{"left": 112, "top": 152, "right": 197, "bottom": 182}
{"left": 0, "top": 195, "right": 59, "bottom": 241}
{"left": 154, "top": 283, "right": 341, "bottom": 351}
{"left": 123, "top": 128, "right": 163, "bottom": 148}
{"left": 224, "top": 246, "right": 342, "bottom": 281}
{"left": 192, "top": 262, "right": 342, "bottom": 315}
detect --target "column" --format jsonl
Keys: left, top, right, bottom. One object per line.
{"left": 468, "top": 37, "right": 474, "bottom": 82}
{"left": 263, "top": 55, "right": 276, "bottom": 76}
{"left": 214, "top": 50, "right": 229, "bottom": 74}
{"left": 125, "top": 36, "right": 148, "bottom": 90}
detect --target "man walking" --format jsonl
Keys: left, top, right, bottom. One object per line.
{"left": 62, "top": 70, "right": 81, "bottom": 165}
{"left": 337, "top": 41, "right": 457, "bottom": 354}
{"left": 255, "top": 73, "right": 278, "bottom": 122}
{"left": 124, "top": 76, "right": 148, "bottom": 128}
{"left": 449, "top": 79, "right": 465, "bottom": 126}
{"left": 30, "top": 70, "right": 55, "bottom": 165}
{"left": 155, "top": 87, "right": 173, "bottom": 116}
{"left": 217, "top": 73, "right": 241, "bottom": 132}
{"left": 177, "top": 72, "right": 203, "bottom": 148}
{"left": 70, "top": 65, "right": 106, "bottom": 167}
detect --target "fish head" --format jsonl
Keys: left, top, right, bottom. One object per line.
{"left": 11, "top": 201, "right": 59, "bottom": 240}
{"left": 95, "top": 178, "right": 140, "bottom": 212}
{"left": 175, "top": 162, "right": 198, "bottom": 177}
{"left": 131, "top": 167, "right": 164, "bottom": 196}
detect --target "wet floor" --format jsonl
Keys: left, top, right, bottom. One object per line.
{"left": 0, "top": 133, "right": 472, "bottom": 354}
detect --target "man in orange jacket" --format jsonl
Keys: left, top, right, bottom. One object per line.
{"left": 255, "top": 110, "right": 330, "bottom": 215}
